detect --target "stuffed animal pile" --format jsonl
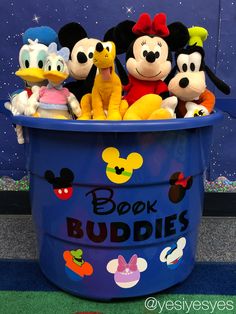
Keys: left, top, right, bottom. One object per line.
{"left": 5, "top": 12, "right": 231, "bottom": 134}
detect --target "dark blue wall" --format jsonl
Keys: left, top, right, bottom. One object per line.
{"left": 0, "top": 0, "right": 235, "bottom": 180}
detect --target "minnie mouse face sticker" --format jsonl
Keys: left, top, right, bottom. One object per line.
{"left": 63, "top": 249, "right": 93, "bottom": 281}
{"left": 44, "top": 168, "right": 74, "bottom": 200}
{"left": 160, "top": 237, "right": 186, "bottom": 269}
{"left": 106, "top": 254, "right": 147, "bottom": 288}
{"left": 168, "top": 172, "right": 193, "bottom": 203}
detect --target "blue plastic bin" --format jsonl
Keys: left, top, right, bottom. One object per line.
{"left": 10, "top": 112, "right": 222, "bottom": 300}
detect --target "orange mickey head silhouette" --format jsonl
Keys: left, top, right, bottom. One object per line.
{"left": 102, "top": 147, "right": 143, "bottom": 184}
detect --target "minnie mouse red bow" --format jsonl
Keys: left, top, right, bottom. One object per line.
{"left": 132, "top": 13, "right": 170, "bottom": 37}
{"left": 175, "top": 172, "right": 191, "bottom": 188}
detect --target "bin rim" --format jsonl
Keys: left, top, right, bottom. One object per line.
{"left": 10, "top": 110, "right": 223, "bottom": 133}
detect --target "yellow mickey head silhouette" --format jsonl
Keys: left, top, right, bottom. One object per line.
{"left": 102, "top": 147, "right": 143, "bottom": 184}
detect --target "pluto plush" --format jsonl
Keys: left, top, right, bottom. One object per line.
{"left": 27, "top": 43, "right": 81, "bottom": 119}
{"left": 168, "top": 26, "right": 230, "bottom": 118}
{"left": 89, "top": 41, "right": 129, "bottom": 120}
{"left": 104, "top": 13, "right": 190, "bottom": 120}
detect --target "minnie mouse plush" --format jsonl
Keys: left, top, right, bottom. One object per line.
{"left": 104, "top": 13, "right": 190, "bottom": 120}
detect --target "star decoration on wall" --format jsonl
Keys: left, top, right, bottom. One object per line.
{"left": 32, "top": 14, "right": 40, "bottom": 24}
{"left": 126, "top": 7, "right": 133, "bottom": 14}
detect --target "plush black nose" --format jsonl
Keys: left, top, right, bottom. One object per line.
{"left": 179, "top": 77, "right": 189, "bottom": 88}
{"left": 146, "top": 51, "right": 156, "bottom": 63}
{"left": 115, "top": 166, "right": 124, "bottom": 175}
{"left": 77, "top": 52, "right": 87, "bottom": 63}
{"left": 96, "top": 42, "right": 104, "bottom": 52}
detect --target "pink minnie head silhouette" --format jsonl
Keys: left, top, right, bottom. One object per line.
{"left": 106, "top": 254, "right": 147, "bottom": 288}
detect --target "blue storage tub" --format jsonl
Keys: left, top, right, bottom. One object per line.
{"left": 10, "top": 112, "right": 222, "bottom": 300}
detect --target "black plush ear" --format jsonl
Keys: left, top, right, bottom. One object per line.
{"left": 204, "top": 65, "right": 231, "bottom": 95}
{"left": 104, "top": 27, "right": 115, "bottom": 43}
{"left": 84, "top": 64, "right": 98, "bottom": 93}
{"left": 44, "top": 170, "right": 55, "bottom": 184}
{"left": 60, "top": 168, "right": 74, "bottom": 183}
{"left": 104, "top": 20, "right": 137, "bottom": 55}
{"left": 165, "top": 22, "right": 189, "bottom": 52}
{"left": 115, "top": 57, "right": 129, "bottom": 85}
{"left": 58, "top": 22, "right": 87, "bottom": 51}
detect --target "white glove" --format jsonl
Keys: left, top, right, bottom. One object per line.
{"left": 4, "top": 101, "right": 25, "bottom": 144}
{"left": 68, "top": 93, "right": 81, "bottom": 118}
{"left": 25, "top": 89, "right": 40, "bottom": 116}
{"left": 185, "top": 102, "right": 209, "bottom": 118}
{"left": 9, "top": 91, "right": 28, "bottom": 115}
{"left": 161, "top": 96, "right": 178, "bottom": 118}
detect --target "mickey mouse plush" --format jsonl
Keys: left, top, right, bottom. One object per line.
{"left": 104, "top": 13, "right": 189, "bottom": 120}
{"left": 168, "top": 26, "right": 230, "bottom": 118}
{"left": 58, "top": 23, "right": 99, "bottom": 119}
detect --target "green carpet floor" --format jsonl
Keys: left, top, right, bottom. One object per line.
{"left": 1, "top": 292, "right": 235, "bottom": 314}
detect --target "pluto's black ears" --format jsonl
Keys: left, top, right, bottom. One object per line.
{"left": 84, "top": 64, "right": 98, "bottom": 93}
{"left": 115, "top": 57, "right": 129, "bottom": 85}
{"left": 165, "top": 22, "right": 189, "bottom": 52}
{"left": 58, "top": 22, "right": 87, "bottom": 51}
{"left": 204, "top": 65, "right": 231, "bottom": 95}
{"left": 104, "top": 20, "right": 137, "bottom": 54}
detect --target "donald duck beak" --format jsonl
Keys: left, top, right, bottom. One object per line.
{"left": 44, "top": 70, "right": 68, "bottom": 84}
{"left": 15, "top": 68, "right": 45, "bottom": 83}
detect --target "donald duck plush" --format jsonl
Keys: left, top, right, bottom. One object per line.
{"left": 27, "top": 43, "right": 81, "bottom": 119}
{"left": 5, "top": 26, "right": 57, "bottom": 143}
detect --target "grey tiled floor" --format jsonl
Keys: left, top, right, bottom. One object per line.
{"left": 0, "top": 215, "right": 235, "bottom": 262}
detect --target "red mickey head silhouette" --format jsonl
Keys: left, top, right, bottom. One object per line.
{"left": 44, "top": 168, "right": 74, "bottom": 201}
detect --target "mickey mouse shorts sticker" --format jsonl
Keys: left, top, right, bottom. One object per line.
{"left": 159, "top": 237, "right": 186, "bottom": 269}
{"left": 106, "top": 254, "right": 147, "bottom": 288}
{"left": 102, "top": 147, "right": 143, "bottom": 184}
{"left": 63, "top": 249, "right": 94, "bottom": 281}
{"left": 44, "top": 168, "right": 74, "bottom": 200}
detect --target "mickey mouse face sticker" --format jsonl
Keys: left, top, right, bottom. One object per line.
{"left": 102, "top": 147, "right": 143, "bottom": 184}
{"left": 168, "top": 172, "right": 193, "bottom": 203}
{"left": 44, "top": 168, "right": 74, "bottom": 200}
{"left": 107, "top": 254, "right": 147, "bottom": 288}
{"left": 160, "top": 237, "right": 186, "bottom": 269}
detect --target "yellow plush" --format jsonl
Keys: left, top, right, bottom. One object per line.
{"left": 90, "top": 41, "right": 126, "bottom": 120}
{"left": 123, "top": 94, "right": 172, "bottom": 120}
